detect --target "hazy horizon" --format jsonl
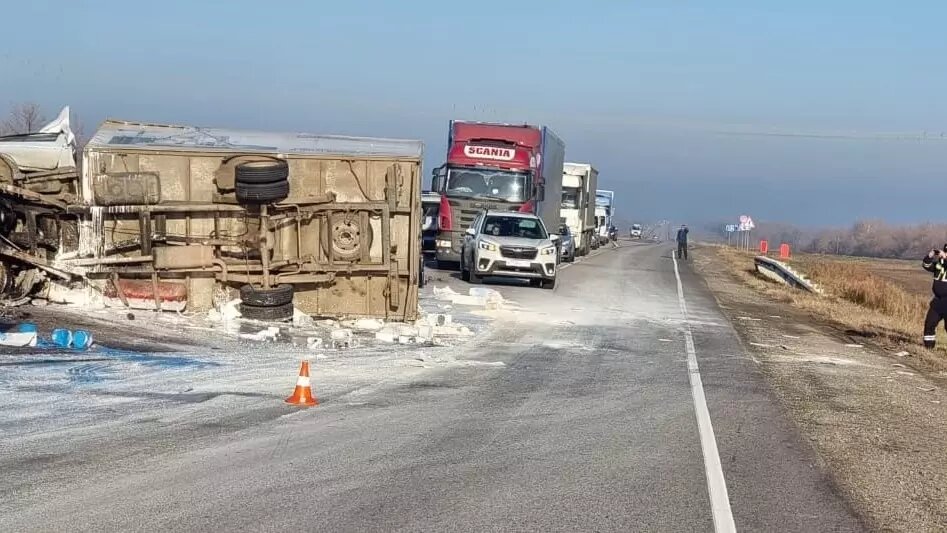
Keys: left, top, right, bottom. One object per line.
{"left": 4, "top": 1, "right": 945, "bottom": 228}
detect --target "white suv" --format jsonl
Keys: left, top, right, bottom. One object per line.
{"left": 460, "top": 210, "right": 559, "bottom": 289}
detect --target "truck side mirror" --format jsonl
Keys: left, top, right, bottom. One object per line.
{"left": 431, "top": 165, "right": 446, "bottom": 192}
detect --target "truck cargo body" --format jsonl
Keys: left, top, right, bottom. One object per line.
{"left": 432, "top": 121, "right": 565, "bottom": 265}
{"left": 0, "top": 118, "right": 424, "bottom": 321}
{"left": 595, "top": 189, "right": 615, "bottom": 240}
{"left": 560, "top": 162, "right": 598, "bottom": 256}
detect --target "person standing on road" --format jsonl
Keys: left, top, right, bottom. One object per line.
{"left": 921, "top": 245, "right": 947, "bottom": 348}
{"left": 676, "top": 224, "right": 689, "bottom": 260}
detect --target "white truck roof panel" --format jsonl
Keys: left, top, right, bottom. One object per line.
{"left": 87, "top": 120, "right": 423, "bottom": 159}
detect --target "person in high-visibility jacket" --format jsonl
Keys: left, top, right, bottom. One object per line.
{"left": 921, "top": 245, "right": 947, "bottom": 348}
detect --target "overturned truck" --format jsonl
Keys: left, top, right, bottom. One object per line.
{"left": 0, "top": 114, "right": 423, "bottom": 321}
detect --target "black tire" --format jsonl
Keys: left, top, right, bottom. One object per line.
{"left": 240, "top": 302, "right": 294, "bottom": 321}
{"left": 235, "top": 160, "right": 289, "bottom": 184}
{"left": 240, "top": 284, "right": 294, "bottom": 307}
{"left": 541, "top": 277, "right": 557, "bottom": 290}
{"left": 468, "top": 257, "right": 482, "bottom": 284}
{"left": 236, "top": 180, "right": 289, "bottom": 204}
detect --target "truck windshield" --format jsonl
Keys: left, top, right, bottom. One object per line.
{"left": 482, "top": 215, "right": 547, "bottom": 239}
{"left": 561, "top": 187, "right": 580, "bottom": 209}
{"left": 445, "top": 167, "right": 529, "bottom": 202}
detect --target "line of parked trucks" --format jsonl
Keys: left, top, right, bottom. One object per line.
{"left": 422, "top": 120, "right": 616, "bottom": 289}
{"left": 0, "top": 110, "right": 617, "bottom": 325}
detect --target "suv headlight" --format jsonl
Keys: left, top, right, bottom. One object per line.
{"left": 479, "top": 241, "right": 497, "bottom": 252}
{"left": 540, "top": 246, "right": 556, "bottom": 256}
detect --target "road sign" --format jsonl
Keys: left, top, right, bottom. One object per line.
{"left": 725, "top": 224, "right": 737, "bottom": 233}
{"left": 738, "top": 215, "right": 755, "bottom": 231}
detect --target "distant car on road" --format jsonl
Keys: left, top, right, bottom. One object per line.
{"left": 557, "top": 224, "right": 575, "bottom": 263}
{"left": 630, "top": 224, "right": 642, "bottom": 239}
{"left": 460, "top": 210, "right": 559, "bottom": 289}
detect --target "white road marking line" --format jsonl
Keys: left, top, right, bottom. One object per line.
{"left": 672, "top": 250, "right": 738, "bottom": 533}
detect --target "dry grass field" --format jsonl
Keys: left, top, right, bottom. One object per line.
{"left": 712, "top": 245, "right": 946, "bottom": 369}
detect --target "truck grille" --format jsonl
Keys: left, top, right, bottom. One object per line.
{"left": 500, "top": 246, "right": 537, "bottom": 260}
{"left": 458, "top": 209, "right": 480, "bottom": 227}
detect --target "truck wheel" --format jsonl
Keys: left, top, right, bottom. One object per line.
{"left": 236, "top": 180, "right": 290, "bottom": 204}
{"left": 240, "top": 284, "right": 294, "bottom": 307}
{"left": 235, "top": 160, "right": 289, "bottom": 184}
{"left": 240, "top": 302, "right": 295, "bottom": 321}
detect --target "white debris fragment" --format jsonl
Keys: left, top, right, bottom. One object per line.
{"left": 306, "top": 337, "right": 323, "bottom": 350}
{"left": 417, "top": 324, "right": 435, "bottom": 341}
{"left": 433, "top": 286, "right": 460, "bottom": 301}
{"left": 317, "top": 319, "right": 339, "bottom": 328}
{"left": 398, "top": 335, "right": 412, "bottom": 344}
{"left": 239, "top": 327, "right": 280, "bottom": 342}
{"left": 0, "top": 331, "right": 38, "bottom": 347}
{"left": 397, "top": 324, "right": 419, "bottom": 337}
{"left": 434, "top": 325, "right": 474, "bottom": 337}
{"left": 894, "top": 351, "right": 910, "bottom": 357}
{"left": 375, "top": 328, "right": 397, "bottom": 343}
{"left": 330, "top": 329, "right": 353, "bottom": 341}
{"left": 221, "top": 299, "right": 242, "bottom": 321}
{"left": 293, "top": 308, "right": 315, "bottom": 329}
{"left": 469, "top": 287, "right": 502, "bottom": 302}
{"left": 352, "top": 318, "right": 385, "bottom": 332}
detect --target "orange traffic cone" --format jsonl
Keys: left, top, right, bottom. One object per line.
{"left": 285, "top": 358, "right": 318, "bottom": 406}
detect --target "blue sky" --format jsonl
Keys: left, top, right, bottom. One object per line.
{"left": 3, "top": 1, "right": 946, "bottom": 226}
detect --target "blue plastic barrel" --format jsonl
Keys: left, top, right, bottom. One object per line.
{"left": 18, "top": 323, "right": 37, "bottom": 333}
{"left": 51, "top": 328, "right": 73, "bottom": 348}
{"left": 72, "top": 330, "right": 93, "bottom": 350}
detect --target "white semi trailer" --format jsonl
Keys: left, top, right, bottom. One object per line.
{"left": 559, "top": 162, "right": 598, "bottom": 256}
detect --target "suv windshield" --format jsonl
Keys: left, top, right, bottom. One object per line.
{"left": 446, "top": 167, "right": 529, "bottom": 202}
{"left": 561, "top": 187, "right": 580, "bottom": 209}
{"left": 481, "top": 215, "right": 547, "bottom": 239}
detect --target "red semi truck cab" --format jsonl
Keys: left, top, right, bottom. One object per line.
{"left": 432, "top": 121, "right": 565, "bottom": 266}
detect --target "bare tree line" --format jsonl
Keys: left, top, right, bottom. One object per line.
{"left": 710, "top": 219, "right": 947, "bottom": 260}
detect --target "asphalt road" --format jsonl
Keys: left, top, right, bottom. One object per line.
{"left": 0, "top": 243, "right": 864, "bottom": 532}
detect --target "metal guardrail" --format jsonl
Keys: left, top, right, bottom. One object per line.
{"left": 754, "top": 255, "right": 823, "bottom": 294}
